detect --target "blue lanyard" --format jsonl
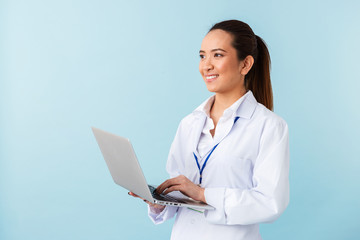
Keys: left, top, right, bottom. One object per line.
{"left": 193, "top": 116, "right": 240, "bottom": 185}
{"left": 193, "top": 144, "right": 218, "bottom": 185}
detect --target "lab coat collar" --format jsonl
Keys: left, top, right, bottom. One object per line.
{"left": 193, "top": 95, "right": 215, "bottom": 118}
{"left": 235, "top": 91, "right": 257, "bottom": 120}
{"left": 191, "top": 91, "right": 258, "bottom": 157}
{"left": 193, "top": 91, "right": 257, "bottom": 120}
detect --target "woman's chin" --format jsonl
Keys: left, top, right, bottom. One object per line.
{"left": 205, "top": 84, "right": 218, "bottom": 93}
{"left": 206, "top": 87, "right": 217, "bottom": 93}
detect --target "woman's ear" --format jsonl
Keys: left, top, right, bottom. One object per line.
{"left": 239, "top": 55, "right": 254, "bottom": 75}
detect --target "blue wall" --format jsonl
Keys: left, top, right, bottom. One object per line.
{"left": 1, "top": 0, "right": 360, "bottom": 239}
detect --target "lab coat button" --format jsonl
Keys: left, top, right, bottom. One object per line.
{"left": 191, "top": 219, "right": 195, "bottom": 224}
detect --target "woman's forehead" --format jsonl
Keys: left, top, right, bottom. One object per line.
{"left": 201, "top": 29, "right": 234, "bottom": 50}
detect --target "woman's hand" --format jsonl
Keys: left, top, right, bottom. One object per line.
{"left": 156, "top": 175, "right": 206, "bottom": 203}
{"left": 128, "top": 192, "right": 166, "bottom": 211}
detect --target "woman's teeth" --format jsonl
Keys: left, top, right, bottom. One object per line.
{"left": 206, "top": 75, "right": 218, "bottom": 80}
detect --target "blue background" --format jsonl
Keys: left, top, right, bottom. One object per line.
{"left": 1, "top": 0, "right": 360, "bottom": 239}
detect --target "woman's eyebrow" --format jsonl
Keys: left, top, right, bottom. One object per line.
{"left": 211, "top": 48, "right": 227, "bottom": 52}
{"left": 199, "top": 48, "right": 227, "bottom": 53}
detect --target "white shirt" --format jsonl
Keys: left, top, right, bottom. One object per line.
{"left": 148, "top": 91, "right": 290, "bottom": 240}
{"left": 196, "top": 95, "right": 215, "bottom": 158}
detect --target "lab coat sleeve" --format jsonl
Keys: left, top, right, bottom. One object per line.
{"left": 148, "top": 205, "right": 178, "bottom": 224}
{"left": 204, "top": 121, "right": 290, "bottom": 225}
{"left": 147, "top": 120, "right": 185, "bottom": 224}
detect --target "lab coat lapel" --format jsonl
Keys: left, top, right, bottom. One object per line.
{"left": 191, "top": 114, "right": 207, "bottom": 158}
{"left": 213, "top": 119, "right": 235, "bottom": 147}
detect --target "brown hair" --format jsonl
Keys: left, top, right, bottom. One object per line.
{"left": 209, "top": 20, "right": 273, "bottom": 111}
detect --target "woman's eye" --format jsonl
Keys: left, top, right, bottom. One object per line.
{"left": 199, "top": 54, "right": 205, "bottom": 59}
{"left": 214, "top": 53, "right": 223, "bottom": 57}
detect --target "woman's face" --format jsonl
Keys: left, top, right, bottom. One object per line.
{"left": 199, "top": 29, "right": 245, "bottom": 95}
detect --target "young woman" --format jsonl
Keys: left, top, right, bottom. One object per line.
{"left": 130, "top": 19, "right": 289, "bottom": 240}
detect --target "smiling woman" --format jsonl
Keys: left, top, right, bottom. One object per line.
{"left": 199, "top": 29, "right": 248, "bottom": 98}
{"left": 130, "top": 19, "right": 289, "bottom": 240}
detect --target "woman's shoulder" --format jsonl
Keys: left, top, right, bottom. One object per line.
{"left": 253, "top": 103, "right": 288, "bottom": 130}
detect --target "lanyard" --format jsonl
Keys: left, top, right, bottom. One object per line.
{"left": 193, "top": 116, "right": 240, "bottom": 185}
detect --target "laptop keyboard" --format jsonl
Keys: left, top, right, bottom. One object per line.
{"left": 148, "top": 185, "right": 185, "bottom": 203}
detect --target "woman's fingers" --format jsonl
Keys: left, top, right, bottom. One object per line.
{"left": 155, "top": 175, "right": 205, "bottom": 202}
{"left": 128, "top": 191, "right": 165, "bottom": 209}
{"left": 157, "top": 177, "right": 182, "bottom": 195}
{"left": 156, "top": 179, "right": 172, "bottom": 194}
{"left": 129, "top": 192, "right": 149, "bottom": 203}
{"left": 156, "top": 175, "right": 186, "bottom": 194}
{"left": 162, "top": 185, "right": 181, "bottom": 195}
{"left": 128, "top": 191, "right": 142, "bottom": 199}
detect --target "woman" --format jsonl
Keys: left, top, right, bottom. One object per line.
{"left": 130, "top": 19, "right": 289, "bottom": 240}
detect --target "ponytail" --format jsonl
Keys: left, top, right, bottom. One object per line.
{"left": 209, "top": 20, "right": 274, "bottom": 111}
{"left": 246, "top": 35, "right": 273, "bottom": 111}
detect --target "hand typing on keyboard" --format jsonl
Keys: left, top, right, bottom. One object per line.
{"left": 156, "top": 175, "right": 206, "bottom": 203}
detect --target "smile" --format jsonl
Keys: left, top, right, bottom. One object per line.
{"left": 205, "top": 74, "right": 219, "bottom": 80}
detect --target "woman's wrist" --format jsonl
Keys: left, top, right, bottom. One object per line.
{"left": 199, "top": 187, "right": 206, "bottom": 203}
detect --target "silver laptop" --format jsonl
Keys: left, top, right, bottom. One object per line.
{"left": 92, "top": 127, "right": 214, "bottom": 210}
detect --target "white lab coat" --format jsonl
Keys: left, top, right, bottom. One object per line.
{"left": 148, "top": 91, "right": 289, "bottom": 240}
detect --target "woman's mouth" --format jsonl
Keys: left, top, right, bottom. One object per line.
{"left": 205, "top": 74, "right": 219, "bottom": 82}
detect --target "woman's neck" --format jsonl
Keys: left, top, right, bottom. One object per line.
{"left": 209, "top": 89, "right": 246, "bottom": 137}
{"left": 211, "top": 89, "right": 247, "bottom": 116}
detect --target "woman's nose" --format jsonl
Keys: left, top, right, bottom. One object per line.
{"left": 203, "top": 58, "right": 214, "bottom": 71}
